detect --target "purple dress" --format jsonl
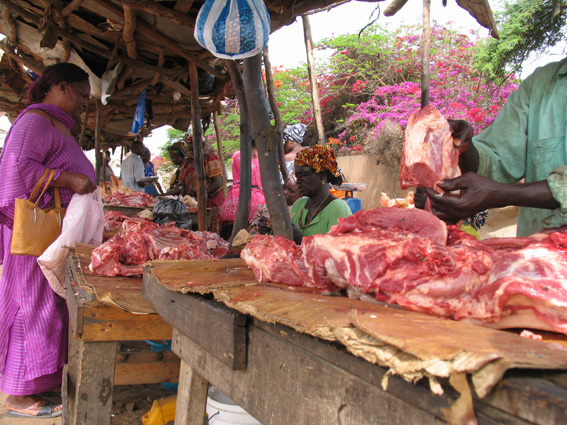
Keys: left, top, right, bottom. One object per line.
{"left": 0, "top": 104, "right": 95, "bottom": 395}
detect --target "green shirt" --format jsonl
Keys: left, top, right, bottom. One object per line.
{"left": 290, "top": 197, "right": 352, "bottom": 237}
{"left": 473, "top": 58, "right": 567, "bottom": 236}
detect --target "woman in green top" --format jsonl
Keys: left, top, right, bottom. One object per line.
{"left": 290, "top": 145, "right": 352, "bottom": 244}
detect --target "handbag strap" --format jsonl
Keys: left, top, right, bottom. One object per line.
{"left": 31, "top": 169, "right": 57, "bottom": 208}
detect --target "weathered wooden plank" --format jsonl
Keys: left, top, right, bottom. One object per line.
{"left": 66, "top": 334, "right": 117, "bottom": 425}
{"left": 114, "top": 357, "right": 180, "bottom": 386}
{"left": 175, "top": 358, "right": 208, "bottom": 425}
{"left": 81, "top": 305, "right": 172, "bottom": 342}
{"left": 65, "top": 257, "right": 84, "bottom": 336}
{"left": 172, "top": 325, "right": 448, "bottom": 425}
{"left": 143, "top": 272, "right": 247, "bottom": 370}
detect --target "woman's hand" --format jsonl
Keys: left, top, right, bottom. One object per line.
{"left": 55, "top": 171, "right": 97, "bottom": 194}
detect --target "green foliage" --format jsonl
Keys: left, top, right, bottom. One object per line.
{"left": 474, "top": 0, "right": 567, "bottom": 80}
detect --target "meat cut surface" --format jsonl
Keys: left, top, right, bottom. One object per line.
{"left": 399, "top": 105, "right": 460, "bottom": 191}
{"left": 90, "top": 219, "right": 229, "bottom": 276}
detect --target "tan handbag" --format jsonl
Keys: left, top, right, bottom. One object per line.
{"left": 11, "top": 169, "right": 67, "bottom": 256}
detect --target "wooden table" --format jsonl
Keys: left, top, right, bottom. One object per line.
{"left": 63, "top": 244, "right": 180, "bottom": 425}
{"left": 142, "top": 260, "right": 567, "bottom": 425}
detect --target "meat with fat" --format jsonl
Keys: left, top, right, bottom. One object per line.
{"left": 399, "top": 105, "right": 460, "bottom": 191}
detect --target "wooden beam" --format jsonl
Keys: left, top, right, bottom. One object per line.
{"left": 213, "top": 109, "right": 228, "bottom": 196}
{"left": 421, "top": 0, "right": 431, "bottom": 108}
{"left": 79, "top": 101, "right": 91, "bottom": 147}
{"left": 122, "top": 5, "right": 137, "bottom": 59}
{"left": 93, "top": 0, "right": 224, "bottom": 79}
{"left": 95, "top": 100, "right": 103, "bottom": 184}
{"left": 61, "top": 0, "right": 84, "bottom": 17}
{"left": 122, "top": 0, "right": 195, "bottom": 28}
{"left": 302, "top": 14, "right": 325, "bottom": 144}
{"left": 174, "top": 0, "right": 195, "bottom": 13}
{"left": 189, "top": 63, "right": 207, "bottom": 231}
{"left": 0, "top": 40, "right": 44, "bottom": 74}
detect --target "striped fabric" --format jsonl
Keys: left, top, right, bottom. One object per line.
{"left": 195, "top": 0, "right": 270, "bottom": 59}
{"left": 0, "top": 104, "right": 95, "bottom": 395}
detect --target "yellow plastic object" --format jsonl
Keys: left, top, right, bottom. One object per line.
{"left": 142, "top": 395, "right": 177, "bottom": 425}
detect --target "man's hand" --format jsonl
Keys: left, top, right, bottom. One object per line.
{"left": 448, "top": 119, "right": 479, "bottom": 173}
{"left": 423, "top": 172, "right": 502, "bottom": 220}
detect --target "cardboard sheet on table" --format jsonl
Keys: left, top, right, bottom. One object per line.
{"left": 74, "top": 243, "right": 156, "bottom": 314}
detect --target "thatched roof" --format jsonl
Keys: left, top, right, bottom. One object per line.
{"left": 0, "top": 0, "right": 497, "bottom": 150}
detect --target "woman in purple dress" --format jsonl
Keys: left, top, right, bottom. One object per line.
{"left": 0, "top": 63, "right": 97, "bottom": 418}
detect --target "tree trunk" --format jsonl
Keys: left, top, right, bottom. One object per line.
{"left": 243, "top": 54, "right": 292, "bottom": 240}
{"left": 262, "top": 46, "right": 287, "bottom": 181}
{"left": 302, "top": 14, "right": 325, "bottom": 144}
{"left": 225, "top": 60, "right": 253, "bottom": 243}
{"left": 189, "top": 63, "right": 207, "bottom": 231}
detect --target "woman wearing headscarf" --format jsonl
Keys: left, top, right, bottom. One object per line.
{"left": 0, "top": 63, "right": 96, "bottom": 418}
{"left": 163, "top": 141, "right": 187, "bottom": 195}
{"left": 179, "top": 134, "right": 225, "bottom": 232}
{"left": 282, "top": 123, "right": 307, "bottom": 181}
{"left": 290, "top": 145, "right": 352, "bottom": 244}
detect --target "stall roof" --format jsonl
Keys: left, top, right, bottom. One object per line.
{"left": 0, "top": 0, "right": 498, "bottom": 150}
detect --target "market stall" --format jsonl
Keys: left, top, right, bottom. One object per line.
{"left": 142, "top": 258, "right": 567, "bottom": 425}
{"left": 63, "top": 243, "right": 179, "bottom": 425}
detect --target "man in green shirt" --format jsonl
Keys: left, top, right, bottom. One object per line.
{"left": 424, "top": 58, "right": 566, "bottom": 236}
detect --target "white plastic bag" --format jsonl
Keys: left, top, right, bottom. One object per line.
{"left": 38, "top": 188, "right": 105, "bottom": 298}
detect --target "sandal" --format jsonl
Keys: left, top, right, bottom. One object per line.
{"left": 7, "top": 400, "right": 63, "bottom": 418}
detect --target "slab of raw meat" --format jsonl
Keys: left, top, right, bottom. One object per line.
{"left": 399, "top": 105, "right": 460, "bottom": 191}
{"left": 240, "top": 235, "right": 311, "bottom": 287}
{"left": 329, "top": 207, "right": 447, "bottom": 246}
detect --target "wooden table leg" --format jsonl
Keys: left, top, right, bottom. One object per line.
{"left": 65, "top": 333, "right": 118, "bottom": 425}
{"left": 175, "top": 359, "right": 209, "bottom": 425}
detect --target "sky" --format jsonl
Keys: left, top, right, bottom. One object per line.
{"left": 0, "top": 0, "right": 564, "bottom": 161}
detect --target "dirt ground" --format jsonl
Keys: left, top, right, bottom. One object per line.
{"left": 0, "top": 384, "right": 176, "bottom": 425}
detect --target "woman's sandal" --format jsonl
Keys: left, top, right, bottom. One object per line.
{"left": 7, "top": 399, "right": 63, "bottom": 418}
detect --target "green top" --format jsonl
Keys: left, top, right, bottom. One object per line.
{"left": 473, "top": 58, "right": 567, "bottom": 236}
{"left": 290, "top": 197, "right": 352, "bottom": 237}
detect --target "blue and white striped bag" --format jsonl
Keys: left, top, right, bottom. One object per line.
{"left": 194, "top": 0, "right": 271, "bottom": 60}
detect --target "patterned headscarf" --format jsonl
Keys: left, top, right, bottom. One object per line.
{"left": 283, "top": 123, "right": 307, "bottom": 145}
{"left": 295, "top": 145, "right": 340, "bottom": 177}
{"left": 170, "top": 141, "right": 188, "bottom": 157}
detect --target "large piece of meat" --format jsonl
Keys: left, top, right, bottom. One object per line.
{"left": 90, "top": 219, "right": 229, "bottom": 276}
{"left": 241, "top": 207, "right": 567, "bottom": 336}
{"left": 399, "top": 105, "right": 460, "bottom": 191}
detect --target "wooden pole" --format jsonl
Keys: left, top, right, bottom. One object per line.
{"left": 94, "top": 100, "right": 103, "bottom": 184}
{"left": 302, "top": 14, "right": 325, "bottom": 145}
{"left": 262, "top": 46, "right": 287, "bottom": 181}
{"left": 189, "top": 63, "right": 207, "bottom": 231}
{"left": 213, "top": 109, "right": 228, "bottom": 196}
{"left": 225, "top": 60, "right": 252, "bottom": 243}
{"left": 421, "top": 0, "right": 431, "bottom": 108}
{"left": 243, "top": 54, "right": 293, "bottom": 240}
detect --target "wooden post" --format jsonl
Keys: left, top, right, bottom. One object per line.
{"left": 189, "top": 63, "right": 207, "bottom": 231}
{"left": 243, "top": 54, "right": 293, "bottom": 240}
{"left": 213, "top": 109, "right": 228, "bottom": 196}
{"left": 78, "top": 102, "right": 90, "bottom": 148}
{"left": 262, "top": 46, "right": 287, "bottom": 181}
{"left": 302, "top": 14, "right": 325, "bottom": 145}
{"left": 421, "top": 0, "right": 431, "bottom": 108}
{"left": 225, "top": 60, "right": 252, "bottom": 242}
{"left": 94, "top": 99, "right": 103, "bottom": 184}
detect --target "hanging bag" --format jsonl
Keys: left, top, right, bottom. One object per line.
{"left": 11, "top": 168, "right": 67, "bottom": 256}
{"left": 194, "top": 0, "right": 271, "bottom": 59}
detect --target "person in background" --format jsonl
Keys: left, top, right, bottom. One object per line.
{"left": 283, "top": 178, "right": 301, "bottom": 207}
{"left": 220, "top": 139, "right": 266, "bottom": 240}
{"left": 282, "top": 123, "right": 307, "bottom": 181}
{"left": 179, "top": 135, "right": 225, "bottom": 233}
{"left": 142, "top": 147, "right": 160, "bottom": 196}
{"left": 0, "top": 63, "right": 96, "bottom": 419}
{"left": 120, "top": 140, "right": 146, "bottom": 192}
{"left": 163, "top": 142, "right": 187, "bottom": 196}
{"left": 102, "top": 150, "right": 114, "bottom": 182}
{"left": 423, "top": 58, "right": 567, "bottom": 237}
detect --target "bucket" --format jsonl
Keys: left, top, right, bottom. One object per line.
{"left": 142, "top": 394, "right": 177, "bottom": 425}
{"left": 206, "top": 387, "right": 263, "bottom": 425}
{"left": 346, "top": 197, "right": 362, "bottom": 214}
